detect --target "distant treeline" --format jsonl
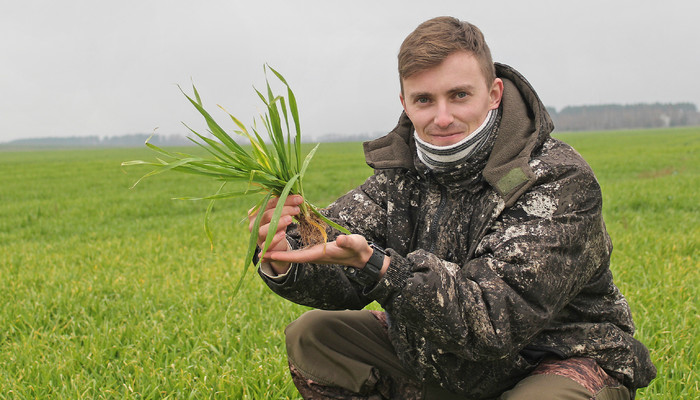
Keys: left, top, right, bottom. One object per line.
{"left": 3, "top": 103, "right": 699, "bottom": 148}
{"left": 547, "top": 102, "right": 700, "bottom": 132}
{"left": 3, "top": 133, "right": 192, "bottom": 148}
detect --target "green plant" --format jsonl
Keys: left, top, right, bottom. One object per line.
{"left": 122, "top": 66, "right": 350, "bottom": 293}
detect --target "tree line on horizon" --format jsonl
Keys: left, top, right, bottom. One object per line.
{"left": 3, "top": 103, "right": 699, "bottom": 148}
{"left": 547, "top": 102, "right": 700, "bottom": 132}
{"left": 1, "top": 133, "right": 193, "bottom": 148}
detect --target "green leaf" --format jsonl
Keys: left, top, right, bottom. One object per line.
{"left": 175, "top": 187, "right": 264, "bottom": 201}
{"left": 308, "top": 204, "right": 351, "bottom": 235}
{"left": 184, "top": 124, "right": 240, "bottom": 165}
{"left": 203, "top": 182, "right": 227, "bottom": 250}
{"left": 236, "top": 193, "right": 273, "bottom": 296}
{"left": 258, "top": 174, "right": 300, "bottom": 261}
{"left": 179, "top": 85, "right": 248, "bottom": 158}
{"left": 268, "top": 65, "right": 301, "bottom": 165}
{"left": 299, "top": 143, "right": 319, "bottom": 179}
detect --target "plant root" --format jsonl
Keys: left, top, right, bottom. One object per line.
{"left": 297, "top": 212, "right": 327, "bottom": 247}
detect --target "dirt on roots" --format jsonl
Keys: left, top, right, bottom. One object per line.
{"left": 297, "top": 212, "right": 328, "bottom": 246}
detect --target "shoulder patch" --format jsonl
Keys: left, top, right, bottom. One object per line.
{"left": 496, "top": 167, "right": 529, "bottom": 195}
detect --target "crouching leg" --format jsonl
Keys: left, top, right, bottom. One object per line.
{"left": 284, "top": 309, "right": 422, "bottom": 399}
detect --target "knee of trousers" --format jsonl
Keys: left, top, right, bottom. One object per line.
{"left": 284, "top": 309, "right": 339, "bottom": 366}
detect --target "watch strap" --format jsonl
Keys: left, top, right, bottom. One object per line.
{"left": 345, "top": 243, "right": 385, "bottom": 287}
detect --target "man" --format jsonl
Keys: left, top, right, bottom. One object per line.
{"left": 250, "top": 16, "right": 655, "bottom": 399}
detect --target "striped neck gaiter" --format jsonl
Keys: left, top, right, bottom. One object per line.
{"left": 414, "top": 108, "right": 498, "bottom": 170}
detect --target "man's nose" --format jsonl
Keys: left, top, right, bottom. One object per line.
{"left": 434, "top": 102, "right": 454, "bottom": 128}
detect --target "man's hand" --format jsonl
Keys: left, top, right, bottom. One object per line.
{"left": 263, "top": 234, "right": 390, "bottom": 280}
{"left": 248, "top": 194, "right": 303, "bottom": 275}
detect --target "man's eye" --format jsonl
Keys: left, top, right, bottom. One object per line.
{"left": 456, "top": 92, "right": 468, "bottom": 99}
{"left": 417, "top": 97, "right": 430, "bottom": 104}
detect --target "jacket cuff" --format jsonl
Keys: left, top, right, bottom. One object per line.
{"left": 259, "top": 262, "right": 291, "bottom": 283}
{"left": 365, "top": 248, "right": 411, "bottom": 304}
{"left": 254, "top": 237, "right": 300, "bottom": 286}
{"left": 258, "top": 262, "right": 299, "bottom": 286}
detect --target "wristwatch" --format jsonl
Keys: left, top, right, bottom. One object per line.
{"left": 345, "top": 243, "right": 386, "bottom": 287}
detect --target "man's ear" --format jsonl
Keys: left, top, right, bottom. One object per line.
{"left": 490, "top": 78, "right": 504, "bottom": 109}
{"left": 399, "top": 92, "right": 407, "bottom": 113}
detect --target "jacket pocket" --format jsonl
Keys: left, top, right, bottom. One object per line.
{"left": 520, "top": 344, "right": 567, "bottom": 365}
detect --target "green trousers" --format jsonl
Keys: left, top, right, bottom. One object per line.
{"left": 285, "top": 309, "right": 631, "bottom": 400}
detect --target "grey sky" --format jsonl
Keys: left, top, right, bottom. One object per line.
{"left": 1, "top": 0, "right": 698, "bottom": 143}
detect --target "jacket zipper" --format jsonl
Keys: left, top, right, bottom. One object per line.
{"left": 429, "top": 183, "right": 448, "bottom": 254}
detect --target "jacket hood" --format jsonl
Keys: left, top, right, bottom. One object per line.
{"left": 363, "top": 63, "right": 555, "bottom": 207}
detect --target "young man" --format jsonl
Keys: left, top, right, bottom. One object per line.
{"left": 250, "top": 16, "right": 655, "bottom": 399}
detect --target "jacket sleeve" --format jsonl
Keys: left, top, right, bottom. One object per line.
{"left": 367, "top": 158, "right": 612, "bottom": 362}
{"left": 257, "top": 172, "right": 390, "bottom": 310}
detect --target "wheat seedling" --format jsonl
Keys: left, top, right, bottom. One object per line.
{"left": 122, "top": 66, "right": 350, "bottom": 293}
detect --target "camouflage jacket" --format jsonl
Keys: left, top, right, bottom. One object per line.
{"left": 259, "top": 63, "right": 655, "bottom": 398}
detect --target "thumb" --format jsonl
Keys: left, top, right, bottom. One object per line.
{"left": 335, "top": 234, "right": 351, "bottom": 248}
{"left": 336, "top": 234, "right": 369, "bottom": 251}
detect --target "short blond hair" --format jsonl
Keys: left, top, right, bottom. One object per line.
{"left": 398, "top": 17, "right": 496, "bottom": 92}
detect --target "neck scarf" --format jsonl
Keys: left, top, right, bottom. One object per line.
{"left": 414, "top": 109, "right": 498, "bottom": 170}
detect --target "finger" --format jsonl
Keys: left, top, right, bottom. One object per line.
{"left": 253, "top": 205, "right": 300, "bottom": 235}
{"left": 248, "top": 194, "right": 304, "bottom": 219}
{"left": 260, "top": 204, "right": 301, "bottom": 225}
{"left": 286, "top": 195, "right": 304, "bottom": 206}
{"left": 266, "top": 194, "right": 304, "bottom": 210}
{"left": 248, "top": 200, "right": 277, "bottom": 226}
{"left": 248, "top": 207, "right": 261, "bottom": 231}
{"left": 335, "top": 234, "right": 351, "bottom": 247}
{"left": 266, "top": 245, "right": 328, "bottom": 264}
{"left": 256, "top": 215, "right": 294, "bottom": 244}
{"left": 260, "top": 230, "right": 289, "bottom": 253}
{"left": 249, "top": 204, "right": 300, "bottom": 232}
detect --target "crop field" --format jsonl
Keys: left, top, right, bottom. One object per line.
{"left": 0, "top": 126, "right": 698, "bottom": 399}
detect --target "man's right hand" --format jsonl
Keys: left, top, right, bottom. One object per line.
{"left": 248, "top": 194, "right": 303, "bottom": 275}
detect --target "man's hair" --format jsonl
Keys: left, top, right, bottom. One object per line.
{"left": 398, "top": 16, "right": 496, "bottom": 92}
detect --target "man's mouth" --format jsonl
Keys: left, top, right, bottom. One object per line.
{"left": 434, "top": 132, "right": 462, "bottom": 137}
{"left": 429, "top": 132, "right": 466, "bottom": 140}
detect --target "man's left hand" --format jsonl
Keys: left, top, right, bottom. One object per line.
{"left": 263, "top": 234, "right": 378, "bottom": 270}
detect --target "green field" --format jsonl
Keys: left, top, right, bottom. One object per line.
{"left": 0, "top": 127, "right": 698, "bottom": 398}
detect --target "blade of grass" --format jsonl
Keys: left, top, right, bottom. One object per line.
{"left": 179, "top": 85, "right": 249, "bottom": 158}
{"left": 183, "top": 124, "right": 241, "bottom": 165}
{"left": 267, "top": 65, "right": 302, "bottom": 170}
{"left": 203, "top": 182, "right": 227, "bottom": 250}
{"left": 258, "top": 174, "right": 300, "bottom": 261}
{"left": 295, "top": 143, "right": 320, "bottom": 196}
{"left": 122, "top": 157, "right": 203, "bottom": 188}
{"left": 218, "top": 106, "right": 272, "bottom": 164}
{"left": 175, "top": 188, "right": 264, "bottom": 201}
{"left": 308, "top": 205, "right": 351, "bottom": 235}
{"left": 237, "top": 192, "right": 273, "bottom": 296}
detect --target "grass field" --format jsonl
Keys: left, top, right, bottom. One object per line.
{"left": 0, "top": 127, "right": 698, "bottom": 398}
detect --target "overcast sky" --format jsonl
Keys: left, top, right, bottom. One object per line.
{"left": 1, "top": 0, "right": 698, "bottom": 143}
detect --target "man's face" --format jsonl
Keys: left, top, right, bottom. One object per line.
{"left": 400, "top": 51, "right": 503, "bottom": 147}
